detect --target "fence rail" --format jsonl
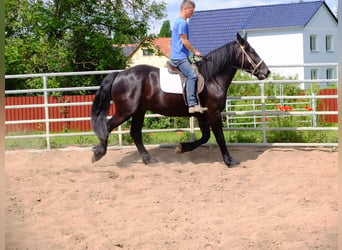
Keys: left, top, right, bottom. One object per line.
{"left": 5, "top": 64, "right": 338, "bottom": 149}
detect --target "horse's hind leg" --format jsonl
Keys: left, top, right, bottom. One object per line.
{"left": 175, "top": 115, "right": 211, "bottom": 153}
{"left": 130, "top": 110, "right": 157, "bottom": 164}
{"left": 92, "top": 114, "right": 127, "bottom": 162}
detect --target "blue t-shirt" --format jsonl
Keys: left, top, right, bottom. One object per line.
{"left": 171, "top": 17, "right": 189, "bottom": 60}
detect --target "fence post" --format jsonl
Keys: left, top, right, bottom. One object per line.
{"left": 280, "top": 83, "right": 284, "bottom": 106}
{"left": 225, "top": 99, "right": 230, "bottom": 139}
{"left": 118, "top": 125, "right": 123, "bottom": 146}
{"left": 189, "top": 116, "right": 195, "bottom": 142}
{"left": 43, "top": 76, "right": 51, "bottom": 149}
{"left": 253, "top": 99, "right": 256, "bottom": 128}
{"left": 260, "top": 82, "right": 267, "bottom": 143}
{"left": 311, "top": 93, "right": 317, "bottom": 127}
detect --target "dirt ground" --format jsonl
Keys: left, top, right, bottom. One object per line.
{"left": 5, "top": 146, "right": 338, "bottom": 250}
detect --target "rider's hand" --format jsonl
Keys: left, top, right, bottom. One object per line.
{"left": 194, "top": 50, "right": 202, "bottom": 57}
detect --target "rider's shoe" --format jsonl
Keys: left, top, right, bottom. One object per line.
{"left": 188, "top": 104, "right": 208, "bottom": 114}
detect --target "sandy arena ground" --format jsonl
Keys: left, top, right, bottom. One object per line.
{"left": 5, "top": 146, "right": 338, "bottom": 249}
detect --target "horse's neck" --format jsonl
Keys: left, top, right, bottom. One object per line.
{"left": 219, "top": 67, "right": 237, "bottom": 92}
{"left": 200, "top": 43, "right": 238, "bottom": 92}
{"left": 207, "top": 43, "right": 238, "bottom": 80}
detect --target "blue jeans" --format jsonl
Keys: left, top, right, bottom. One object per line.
{"left": 171, "top": 58, "right": 198, "bottom": 106}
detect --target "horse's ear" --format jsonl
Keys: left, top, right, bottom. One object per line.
{"left": 237, "top": 32, "right": 242, "bottom": 41}
{"left": 236, "top": 32, "right": 244, "bottom": 45}
{"left": 243, "top": 31, "right": 247, "bottom": 40}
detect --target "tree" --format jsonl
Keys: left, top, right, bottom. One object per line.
{"left": 158, "top": 20, "right": 172, "bottom": 37}
{"left": 5, "top": 0, "right": 166, "bottom": 90}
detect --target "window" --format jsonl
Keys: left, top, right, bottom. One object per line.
{"left": 325, "top": 35, "right": 333, "bottom": 51}
{"left": 142, "top": 48, "right": 154, "bottom": 56}
{"left": 326, "top": 68, "right": 334, "bottom": 86}
{"left": 310, "top": 35, "right": 318, "bottom": 51}
{"left": 310, "top": 69, "right": 318, "bottom": 80}
{"left": 326, "top": 68, "right": 333, "bottom": 79}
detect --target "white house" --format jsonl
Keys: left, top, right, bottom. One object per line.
{"left": 189, "top": 1, "right": 338, "bottom": 88}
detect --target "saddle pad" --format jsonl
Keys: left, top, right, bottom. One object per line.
{"left": 159, "top": 68, "right": 183, "bottom": 94}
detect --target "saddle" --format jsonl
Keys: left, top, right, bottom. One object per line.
{"left": 166, "top": 60, "right": 205, "bottom": 106}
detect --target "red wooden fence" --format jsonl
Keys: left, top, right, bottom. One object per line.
{"left": 5, "top": 95, "right": 115, "bottom": 134}
{"left": 317, "top": 89, "right": 338, "bottom": 123}
{"left": 5, "top": 89, "right": 337, "bottom": 134}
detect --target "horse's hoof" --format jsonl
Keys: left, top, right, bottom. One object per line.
{"left": 91, "top": 153, "right": 104, "bottom": 163}
{"left": 227, "top": 158, "right": 240, "bottom": 168}
{"left": 91, "top": 146, "right": 106, "bottom": 163}
{"left": 91, "top": 155, "right": 97, "bottom": 163}
{"left": 175, "top": 144, "right": 182, "bottom": 154}
{"left": 142, "top": 155, "right": 158, "bottom": 165}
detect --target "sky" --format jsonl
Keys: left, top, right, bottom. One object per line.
{"left": 150, "top": 0, "right": 338, "bottom": 33}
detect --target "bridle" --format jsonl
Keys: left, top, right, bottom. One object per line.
{"left": 238, "top": 41, "right": 264, "bottom": 75}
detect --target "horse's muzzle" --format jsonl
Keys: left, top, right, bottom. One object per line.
{"left": 256, "top": 69, "right": 271, "bottom": 80}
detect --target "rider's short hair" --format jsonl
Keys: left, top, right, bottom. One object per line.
{"left": 181, "top": 0, "right": 195, "bottom": 10}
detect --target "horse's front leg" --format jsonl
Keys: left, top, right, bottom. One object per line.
{"left": 175, "top": 115, "right": 211, "bottom": 153}
{"left": 210, "top": 112, "right": 240, "bottom": 167}
{"left": 131, "top": 111, "right": 157, "bottom": 164}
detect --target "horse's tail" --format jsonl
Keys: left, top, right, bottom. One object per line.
{"left": 91, "top": 72, "right": 119, "bottom": 140}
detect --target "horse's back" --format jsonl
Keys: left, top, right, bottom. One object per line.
{"left": 111, "top": 64, "right": 160, "bottom": 98}
{"left": 111, "top": 64, "right": 159, "bottom": 89}
{"left": 126, "top": 64, "right": 159, "bottom": 74}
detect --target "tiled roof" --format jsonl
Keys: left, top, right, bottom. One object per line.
{"left": 189, "top": 1, "right": 335, "bottom": 55}
{"left": 242, "top": 1, "right": 322, "bottom": 30}
{"left": 121, "top": 37, "right": 171, "bottom": 58}
{"left": 113, "top": 44, "right": 137, "bottom": 57}
{"left": 152, "top": 37, "right": 171, "bottom": 57}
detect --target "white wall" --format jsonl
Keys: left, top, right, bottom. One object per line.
{"left": 303, "top": 5, "right": 338, "bottom": 84}
{"left": 128, "top": 48, "right": 169, "bottom": 68}
{"left": 245, "top": 5, "right": 337, "bottom": 86}
{"left": 247, "top": 29, "right": 304, "bottom": 79}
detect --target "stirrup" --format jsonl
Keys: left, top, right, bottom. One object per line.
{"left": 188, "top": 105, "right": 208, "bottom": 114}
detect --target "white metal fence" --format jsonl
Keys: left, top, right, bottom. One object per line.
{"left": 5, "top": 64, "right": 338, "bottom": 150}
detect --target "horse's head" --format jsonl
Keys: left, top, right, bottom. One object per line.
{"left": 235, "top": 33, "right": 270, "bottom": 80}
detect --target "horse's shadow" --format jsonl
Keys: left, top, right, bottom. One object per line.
{"left": 109, "top": 145, "right": 267, "bottom": 168}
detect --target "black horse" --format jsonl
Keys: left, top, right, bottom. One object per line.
{"left": 91, "top": 33, "right": 270, "bottom": 167}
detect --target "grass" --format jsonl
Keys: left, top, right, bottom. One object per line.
{"left": 5, "top": 130, "right": 193, "bottom": 150}
{"left": 5, "top": 125, "right": 338, "bottom": 150}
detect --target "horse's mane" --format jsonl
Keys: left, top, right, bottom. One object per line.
{"left": 198, "top": 41, "right": 237, "bottom": 82}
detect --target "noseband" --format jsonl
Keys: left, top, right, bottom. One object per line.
{"left": 238, "top": 42, "right": 264, "bottom": 75}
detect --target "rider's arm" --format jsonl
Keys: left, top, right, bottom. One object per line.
{"left": 180, "top": 34, "right": 202, "bottom": 57}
